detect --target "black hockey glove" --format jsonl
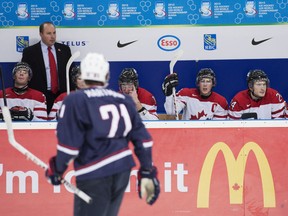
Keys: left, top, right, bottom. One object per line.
{"left": 162, "top": 73, "right": 178, "bottom": 96}
{"left": 45, "top": 156, "right": 63, "bottom": 185}
{"left": 10, "top": 106, "right": 34, "bottom": 121}
{"left": 137, "top": 166, "right": 160, "bottom": 205}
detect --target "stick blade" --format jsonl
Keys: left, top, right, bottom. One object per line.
{"left": 2, "top": 106, "right": 12, "bottom": 128}
{"left": 66, "top": 51, "right": 80, "bottom": 74}
{"left": 2, "top": 105, "right": 92, "bottom": 203}
{"left": 66, "top": 51, "right": 81, "bottom": 95}
{"left": 1, "top": 106, "right": 16, "bottom": 144}
{"left": 169, "top": 49, "right": 184, "bottom": 74}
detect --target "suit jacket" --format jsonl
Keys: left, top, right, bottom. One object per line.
{"left": 22, "top": 41, "right": 73, "bottom": 94}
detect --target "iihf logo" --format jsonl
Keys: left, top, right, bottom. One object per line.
{"left": 154, "top": 1, "right": 166, "bottom": 19}
{"left": 63, "top": 3, "right": 75, "bottom": 20}
{"left": 107, "top": 2, "right": 120, "bottom": 19}
{"left": 204, "top": 34, "right": 216, "bottom": 51}
{"left": 16, "top": 36, "right": 29, "bottom": 53}
{"left": 200, "top": 0, "right": 212, "bottom": 18}
{"left": 16, "top": 3, "right": 29, "bottom": 20}
{"left": 244, "top": 0, "right": 257, "bottom": 17}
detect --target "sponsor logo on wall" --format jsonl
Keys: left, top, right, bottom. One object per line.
{"left": 157, "top": 35, "right": 180, "bottom": 51}
{"left": 107, "top": 2, "right": 120, "bottom": 19}
{"left": 62, "top": 3, "right": 75, "bottom": 20}
{"left": 154, "top": 1, "right": 166, "bottom": 19}
{"left": 204, "top": 34, "right": 216, "bottom": 50}
{"left": 200, "top": 0, "right": 212, "bottom": 18}
{"left": 16, "top": 36, "right": 29, "bottom": 52}
{"left": 117, "top": 40, "right": 138, "bottom": 48}
{"left": 61, "top": 40, "right": 87, "bottom": 47}
{"left": 197, "top": 141, "right": 275, "bottom": 208}
{"left": 251, "top": 37, "right": 272, "bottom": 45}
{"left": 16, "top": 3, "right": 29, "bottom": 20}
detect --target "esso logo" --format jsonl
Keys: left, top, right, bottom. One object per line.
{"left": 157, "top": 35, "right": 181, "bottom": 51}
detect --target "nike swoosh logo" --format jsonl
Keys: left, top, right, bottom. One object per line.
{"left": 251, "top": 37, "right": 272, "bottom": 45}
{"left": 117, "top": 40, "right": 137, "bottom": 48}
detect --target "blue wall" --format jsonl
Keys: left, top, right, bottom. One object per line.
{"left": 110, "top": 58, "right": 288, "bottom": 113}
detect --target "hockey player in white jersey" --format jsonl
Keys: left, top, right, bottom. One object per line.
{"left": 45, "top": 53, "right": 160, "bottom": 216}
{"left": 118, "top": 68, "right": 159, "bottom": 120}
{"left": 48, "top": 65, "right": 87, "bottom": 120}
{"left": 162, "top": 68, "right": 228, "bottom": 120}
{"left": 0, "top": 62, "right": 47, "bottom": 121}
{"left": 229, "top": 69, "right": 286, "bottom": 120}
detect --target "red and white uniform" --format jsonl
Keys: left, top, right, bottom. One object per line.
{"left": 229, "top": 88, "right": 285, "bottom": 120}
{"left": 285, "top": 104, "right": 288, "bottom": 119}
{"left": 137, "top": 87, "right": 158, "bottom": 120}
{"left": 164, "top": 88, "right": 228, "bottom": 120}
{"left": 48, "top": 92, "right": 67, "bottom": 120}
{"left": 0, "top": 87, "right": 47, "bottom": 121}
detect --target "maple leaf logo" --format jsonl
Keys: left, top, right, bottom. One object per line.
{"left": 232, "top": 183, "right": 240, "bottom": 191}
{"left": 190, "top": 110, "right": 207, "bottom": 120}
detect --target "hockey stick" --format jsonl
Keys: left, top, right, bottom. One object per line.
{"left": 169, "top": 49, "right": 184, "bottom": 120}
{"left": 0, "top": 65, "right": 7, "bottom": 106}
{"left": 1, "top": 106, "right": 92, "bottom": 204}
{"left": 66, "top": 51, "right": 80, "bottom": 95}
{"left": 195, "top": 58, "right": 199, "bottom": 73}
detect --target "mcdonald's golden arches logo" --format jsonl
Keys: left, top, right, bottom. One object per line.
{"left": 197, "top": 142, "right": 275, "bottom": 208}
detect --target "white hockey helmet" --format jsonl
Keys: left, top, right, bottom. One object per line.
{"left": 80, "top": 52, "right": 110, "bottom": 85}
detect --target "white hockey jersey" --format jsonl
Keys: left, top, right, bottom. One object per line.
{"left": 229, "top": 88, "right": 286, "bottom": 120}
{"left": 48, "top": 92, "right": 67, "bottom": 120}
{"left": 0, "top": 87, "right": 47, "bottom": 121}
{"left": 164, "top": 88, "right": 228, "bottom": 120}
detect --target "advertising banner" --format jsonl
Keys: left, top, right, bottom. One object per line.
{"left": 0, "top": 1, "right": 287, "bottom": 27}
{"left": 0, "top": 122, "right": 287, "bottom": 215}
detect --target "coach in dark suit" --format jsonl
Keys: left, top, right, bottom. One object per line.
{"left": 22, "top": 21, "right": 74, "bottom": 114}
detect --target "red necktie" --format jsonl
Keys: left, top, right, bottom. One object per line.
{"left": 48, "top": 47, "right": 58, "bottom": 94}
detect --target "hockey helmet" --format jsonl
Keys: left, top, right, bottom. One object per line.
{"left": 195, "top": 68, "right": 216, "bottom": 86}
{"left": 118, "top": 68, "right": 139, "bottom": 89}
{"left": 12, "top": 62, "right": 33, "bottom": 79}
{"left": 246, "top": 69, "right": 269, "bottom": 88}
{"left": 71, "top": 65, "right": 81, "bottom": 85}
{"left": 80, "top": 52, "right": 110, "bottom": 85}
